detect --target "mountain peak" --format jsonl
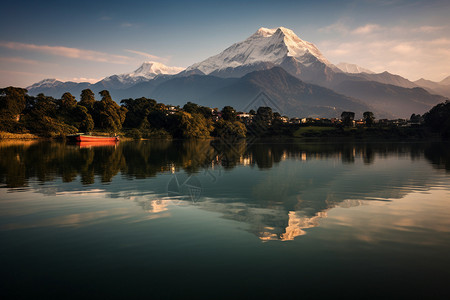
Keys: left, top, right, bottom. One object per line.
{"left": 254, "top": 26, "right": 295, "bottom": 37}
{"left": 27, "top": 78, "right": 62, "bottom": 89}
{"left": 130, "top": 61, "right": 184, "bottom": 78}
{"left": 186, "top": 26, "right": 333, "bottom": 76}
{"left": 98, "top": 61, "right": 185, "bottom": 87}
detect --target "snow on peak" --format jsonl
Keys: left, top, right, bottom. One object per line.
{"left": 186, "top": 26, "right": 332, "bottom": 74}
{"left": 336, "top": 62, "right": 375, "bottom": 74}
{"left": 129, "top": 61, "right": 184, "bottom": 78}
{"left": 27, "top": 78, "right": 62, "bottom": 89}
{"left": 104, "top": 61, "right": 185, "bottom": 85}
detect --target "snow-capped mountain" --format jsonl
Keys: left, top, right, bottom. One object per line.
{"left": 118, "top": 61, "right": 184, "bottom": 81}
{"left": 100, "top": 62, "right": 185, "bottom": 89}
{"left": 336, "top": 62, "right": 374, "bottom": 74}
{"left": 27, "top": 62, "right": 185, "bottom": 91}
{"left": 25, "top": 26, "right": 447, "bottom": 118}
{"left": 27, "top": 78, "right": 65, "bottom": 89}
{"left": 183, "top": 27, "right": 340, "bottom": 80}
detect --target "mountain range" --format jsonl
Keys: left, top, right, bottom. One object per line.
{"left": 26, "top": 27, "right": 449, "bottom": 119}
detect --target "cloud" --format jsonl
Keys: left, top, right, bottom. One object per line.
{"left": 320, "top": 37, "right": 450, "bottom": 81}
{"left": 124, "top": 49, "right": 170, "bottom": 63}
{"left": 414, "top": 26, "right": 444, "bottom": 33}
{"left": 0, "top": 56, "right": 40, "bottom": 65}
{"left": 317, "top": 20, "right": 450, "bottom": 81}
{"left": 0, "top": 41, "right": 131, "bottom": 64}
{"left": 318, "top": 21, "right": 350, "bottom": 35}
{"left": 100, "top": 15, "right": 112, "bottom": 21}
{"left": 352, "top": 24, "right": 381, "bottom": 35}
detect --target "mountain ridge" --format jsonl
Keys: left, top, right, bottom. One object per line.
{"left": 23, "top": 26, "right": 449, "bottom": 118}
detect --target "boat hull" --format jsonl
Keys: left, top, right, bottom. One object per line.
{"left": 68, "top": 135, "right": 120, "bottom": 142}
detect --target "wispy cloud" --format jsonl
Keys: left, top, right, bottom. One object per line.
{"left": 100, "top": 15, "right": 112, "bottom": 21}
{"left": 414, "top": 26, "right": 444, "bottom": 33}
{"left": 0, "top": 56, "right": 40, "bottom": 65}
{"left": 124, "top": 49, "right": 168, "bottom": 62}
{"left": 320, "top": 38, "right": 450, "bottom": 81}
{"left": 318, "top": 20, "right": 350, "bottom": 35}
{"left": 317, "top": 20, "right": 450, "bottom": 81}
{"left": 0, "top": 41, "right": 131, "bottom": 64}
{"left": 352, "top": 24, "right": 381, "bottom": 35}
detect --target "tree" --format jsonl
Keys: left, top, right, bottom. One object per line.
{"left": 171, "top": 112, "right": 213, "bottom": 138}
{"left": 0, "top": 87, "right": 28, "bottom": 132}
{"left": 424, "top": 100, "right": 450, "bottom": 138}
{"left": 255, "top": 106, "right": 273, "bottom": 126}
{"left": 71, "top": 105, "right": 94, "bottom": 132}
{"left": 363, "top": 111, "right": 375, "bottom": 127}
{"left": 221, "top": 106, "right": 237, "bottom": 121}
{"left": 246, "top": 107, "right": 274, "bottom": 137}
{"left": 213, "top": 119, "right": 247, "bottom": 139}
{"left": 92, "top": 90, "right": 127, "bottom": 132}
{"left": 56, "top": 92, "right": 94, "bottom": 133}
{"left": 410, "top": 113, "right": 423, "bottom": 124}
{"left": 0, "top": 87, "right": 27, "bottom": 120}
{"left": 183, "top": 102, "right": 212, "bottom": 119}
{"left": 59, "top": 92, "right": 77, "bottom": 111}
{"left": 341, "top": 111, "right": 355, "bottom": 127}
{"left": 22, "top": 93, "right": 77, "bottom": 136}
{"left": 79, "top": 89, "right": 96, "bottom": 111}
{"left": 121, "top": 97, "right": 157, "bottom": 128}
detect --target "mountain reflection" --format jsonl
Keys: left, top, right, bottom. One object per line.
{"left": 1, "top": 140, "right": 449, "bottom": 241}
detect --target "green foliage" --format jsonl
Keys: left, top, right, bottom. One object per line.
{"left": 79, "top": 89, "right": 96, "bottom": 111}
{"left": 247, "top": 106, "right": 273, "bottom": 136}
{"left": 213, "top": 119, "right": 247, "bottom": 139}
{"left": 0, "top": 87, "right": 27, "bottom": 119}
{"left": 19, "top": 93, "right": 77, "bottom": 136}
{"left": 172, "top": 111, "right": 213, "bottom": 138}
{"left": 148, "top": 109, "right": 169, "bottom": 129}
{"left": 121, "top": 97, "right": 157, "bottom": 128}
{"left": 424, "top": 100, "right": 450, "bottom": 138}
{"left": 183, "top": 102, "right": 212, "bottom": 119}
{"left": 221, "top": 106, "right": 237, "bottom": 121}
{"left": 363, "top": 111, "right": 375, "bottom": 126}
{"left": 92, "top": 90, "right": 127, "bottom": 133}
{"left": 71, "top": 105, "right": 94, "bottom": 132}
{"left": 341, "top": 111, "right": 355, "bottom": 127}
{"left": 255, "top": 107, "right": 273, "bottom": 125}
{"left": 59, "top": 92, "right": 77, "bottom": 110}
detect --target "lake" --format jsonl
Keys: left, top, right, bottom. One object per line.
{"left": 1, "top": 139, "right": 450, "bottom": 299}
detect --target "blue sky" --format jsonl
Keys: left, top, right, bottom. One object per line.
{"left": 1, "top": 0, "right": 449, "bottom": 87}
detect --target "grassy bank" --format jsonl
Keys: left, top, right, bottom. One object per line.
{"left": 0, "top": 131, "right": 40, "bottom": 140}
{"left": 292, "top": 126, "right": 436, "bottom": 140}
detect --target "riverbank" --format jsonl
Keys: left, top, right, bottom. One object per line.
{"left": 0, "top": 131, "right": 39, "bottom": 140}
{"left": 0, "top": 126, "right": 444, "bottom": 142}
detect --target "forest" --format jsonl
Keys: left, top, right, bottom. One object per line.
{"left": 1, "top": 86, "right": 450, "bottom": 139}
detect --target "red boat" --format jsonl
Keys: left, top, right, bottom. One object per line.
{"left": 76, "top": 140, "right": 119, "bottom": 148}
{"left": 68, "top": 134, "right": 120, "bottom": 142}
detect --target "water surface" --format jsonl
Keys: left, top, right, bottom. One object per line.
{"left": 1, "top": 140, "right": 450, "bottom": 299}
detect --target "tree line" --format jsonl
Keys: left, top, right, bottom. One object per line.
{"left": 0, "top": 87, "right": 286, "bottom": 139}
{"left": 1, "top": 86, "right": 450, "bottom": 139}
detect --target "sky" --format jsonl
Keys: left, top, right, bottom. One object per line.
{"left": 1, "top": 0, "right": 449, "bottom": 87}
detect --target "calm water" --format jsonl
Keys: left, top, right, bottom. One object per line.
{"left": 1, "top": 139, "right": 450, "bottom": 299}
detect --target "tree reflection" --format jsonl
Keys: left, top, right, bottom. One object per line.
{"left": 1, "top": 140, "right": 449, "bottom": 189}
